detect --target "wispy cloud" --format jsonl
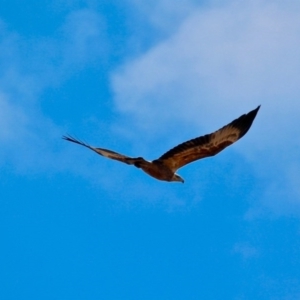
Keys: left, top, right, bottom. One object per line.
{"left": 233, "top": 242, "right": 259, "bottom": 259}
{"left": 61, "top": 9, "right": 107, "bottom": 67}
{"left": 0, "top": 9, "right": 107, "bottom": 173}
{"left": 128, "top": 0, "right": 197, "bottom": 34}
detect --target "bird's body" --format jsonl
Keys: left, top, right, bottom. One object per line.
{"left": 135, "top": 159, "right": 180, "bottom": 182}
{"left": 63, "top": 106, "right": 260, "bottom": 183}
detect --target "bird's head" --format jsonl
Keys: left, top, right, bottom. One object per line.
{"left": 172, "top": 174, "right": 184, "bottom": 183}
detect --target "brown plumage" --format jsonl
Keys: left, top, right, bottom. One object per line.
{"left": 63, "top": 105, "right": 260, "bottom": 183}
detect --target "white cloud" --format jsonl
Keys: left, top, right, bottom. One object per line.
{"left": 112, "top": 1, "right": 300, "bottom": 130}
{"left": 111, "top": 0, "right": 300, "bottom": 215}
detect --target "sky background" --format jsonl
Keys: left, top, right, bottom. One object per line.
{"left": 1, "top": 0, "right": 300, "bottom": 299}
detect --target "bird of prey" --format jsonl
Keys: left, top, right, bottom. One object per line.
{"left": 63, "top": 106, "right": 260, "bottom": 183}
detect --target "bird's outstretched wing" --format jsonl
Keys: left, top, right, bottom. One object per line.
{"left": 62, "top": 135, "right": 145, "bottom": 165}
{"left": 156, "top": 106, "right": 260, "bottom": 172}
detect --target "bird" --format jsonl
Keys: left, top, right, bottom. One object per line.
{"left": 63, "top": 106, "right": 260, "bottom": 183}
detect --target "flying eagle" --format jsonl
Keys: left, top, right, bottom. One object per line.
{"left": 63, "top": 106, "right": 260, "bottom": 183}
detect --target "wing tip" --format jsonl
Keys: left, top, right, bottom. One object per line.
{"left": 254, "top": 104, "right": 261, "bottom": 113}
{"left": 62, "top": 134, "right": 72, "bottom": 141}
{"left": 249, "top": 104, "right": 261, "bottom": 119}
{"left": 62, "top": 134, "right": 90, "bottom": 148}
{"left": 235, "top": 105, "right": 261, "bottom": 138}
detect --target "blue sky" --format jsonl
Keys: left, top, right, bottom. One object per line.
{"left": 1, "top": 0, "right": 300, "bottom": 299}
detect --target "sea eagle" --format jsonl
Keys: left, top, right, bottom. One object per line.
{"left": 63, "top": 106, "right": 260, "bottom": 183}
